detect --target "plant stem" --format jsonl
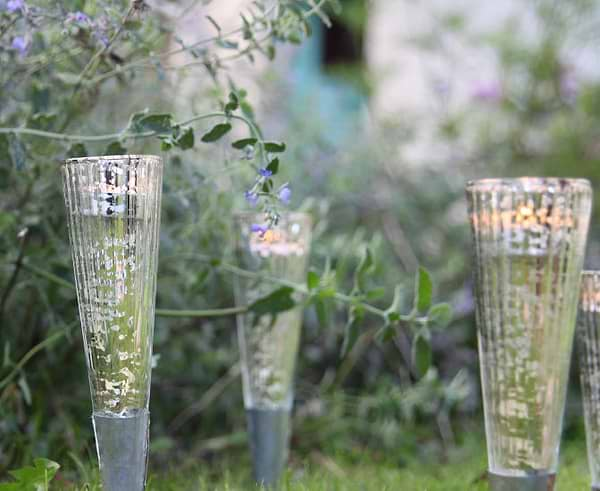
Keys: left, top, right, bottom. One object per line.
{"left": 156, "top": 306, "right": 246, "bottom": 317}
{"left": 21, "top": 256, "right": 402, "bottom": 322}
{"left": 0, "top": 112, "right": 228, "bottom": 142}
{"left": 0, "top": 325, "right": 74, "bottom": 390}
{"left": 73, "top": 5, "right": 135, "bottom": 93}
{"left": 83, "top": 0, "right": 329, "bottom": 88}
{"left": 21, "top": 262, "right": 74, "bottom": 290}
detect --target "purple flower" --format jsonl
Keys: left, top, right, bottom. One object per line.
{"left": 75, "top": 11, "right": 90, "bottom": 23}
{"left": 250, "top": 224, "right": 268, "bottom": 235}
{"left": 258, "top": 168, "right": 272, "bottom": 178}
{"left": 11, "top": 36, "right": 27, "bottom": 56}
{"left": 66, "top": 11, "right": 90, "bottom": 25}
{"left": 433, "top": 78, "right": 451, "bottom": 96}
{"left": 278, "top": 184, "right": 291, "bottom": 205}
{"left": 560, "top": 68, "right": 579, "bottom": 104}
{"left": 244, "top": 190, "right": 258, "bottom": 207}
{"left": 471, "top": 80, "right": 502, "bottom": 103}
{"left": 93, "top": 30, "right": 110, "bottom": 47}
{"left": 6, "top": 0, "right": 24, "bottom": 12}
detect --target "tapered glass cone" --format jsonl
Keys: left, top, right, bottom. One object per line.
{"left": 233, "top": 213, "right": 311, "bottom": 485}
{"left": 577, "top": 272, "right": 600, "bottom": 491}
{"left": 62, "top": 155, "right": 163, "bottom": 491}
{"left": 466, "top": 178, "right": 592, "bottom": 490}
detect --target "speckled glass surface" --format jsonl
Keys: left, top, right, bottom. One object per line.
{"left": 62, "top": 155, "right": 162, "bottom": 490}
{"left": 233, "top": 213, "right": 311, "bottom": 411}
{"left": 234, "top": 213, "right": 311, "bottom": 486}
{"left": 466, "top": 178, "right": 592, "bottom": 482}
{"left": 63, "top": 155, "right": 163, "bottom": 415}
{"left": 578, "top": 272, "right": 600, "bottom": 490}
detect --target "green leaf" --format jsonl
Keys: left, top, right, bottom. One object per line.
{"left": 266, "top": 44, "right": 276, "bottom": 60}
{"left": 413, "top": 332, "right": 432, "bottom": 377}
{"left": 428, "top": 302, "right": 453, "bottom": 328}
{"left": 315, "top": 298, "right": 329, "bottom": 328}
{"left": 385, "top": 284, "right": 402, "bottom": 319}
{"left": 318, "top": 287, "right": 336, "bottom": 299}
{"left": 240, "top": 100, "right": 254, "bottom": 119}
{"left": 381, "top": 323, "right": 396, "bottom": 342}
{"left": 307, "top": 271, "right": 319, "bottom": 290}
{"left": 415, "top": 266, "right": 433, "bottom": 313}
{"left": 126, "top": 111, "right": 173, "bottom": 134}
{"left": 66, "top": 143, "right": 87, "bottom": 158}
{"left": 354, "top": 247, "right": 374, "bottom": 293}
{"left": 224, "top": 92, "right": 239, "bottom": 113}
{"left": 18, "top": 375, "right": 31, "bottom": 406}
{"left": 266, "top": 157, "right": 279, "bottom": 175}
{"left": 0, "top": 134, "right": 9, "bottom": 164}
{"left": 232, "top": 137, "right": 257, "bottom": 149}
{"left": 302, "top": 19, "right": 313, "bottom": 36}
{"left": 201, "top": 123, "right": 232, "bottom": 142}
{"left": 217, "top": 39, "right": 239, "bottom": 50}
{"left": 160, "top": 139, "right": 173, "bottom": 151}
{"left": 8, "top": 134, "right": 26, "bottom": 170}
{"left": 340, "top": 305, "right": 364, "bottom": 358}
{"left": 240, "top": 13, "right": 252, "bottom": 39}
{"left": 374, "top": 316, "right": 396, "bottom": 344}
{"left": 261, "top": 179, "right": 273, "bottom": 193}
{"left": 366, "top": 287, "right": 386, "bottom": 301}
{"left": 206, "top": 15, "right": 221, "bottom": 33}
{"left": 176, "top": 127, "right": 194, "bottom": 150}
{"left": 105, "top": 141, "right": 127, "bottom": 155}
{"left": 264, "top": 141, "right": 286, "bottom": 153}
{"left": 1, "top": 458, "right": 60, "bottom": 490}
{"left": 28, "top": 112, "right": 57, "bottom": 130}
{"left": 136, "top": 113, "right": 173, "bottom": 134}
{"left": 248, "top": 286, "right": 296, "bottom": 317}
{"left": 287, "top": 32, "right": 302, "bottom": 44}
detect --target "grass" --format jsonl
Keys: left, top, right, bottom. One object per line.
{"left": 48, "top": 434, "right": 591, "bottom": 490}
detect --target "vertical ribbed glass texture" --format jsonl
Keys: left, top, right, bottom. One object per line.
{"left": 578, "top": 271, "right": 600, "bottom": 490}
{"left": 466, "top": 178, "right": 592, "bottom": 483}
{"left": 233, "top": 212, "right": 311, "bottom": 486}
{"left": 62, "top": 155, "right": 163, "bottom": 491}
{"left": 234, "top": 213, "right": 311, "bottom": 411}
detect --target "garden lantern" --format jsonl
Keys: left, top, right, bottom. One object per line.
{"left": 577, "top": 271, "right": 600, "bottom": 491}
{"left": 233, "top": 212, "right": 311, "bottom": 487}
{"left": 62, "top": 155, "right": 163, "bottom": 491}
{"left": 466, "top": 178, "right": 591, "bottom": 490}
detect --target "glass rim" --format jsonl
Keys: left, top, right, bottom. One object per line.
{"left": 63, "top": 154, "right": 162, "bottom": 166}
{"left": 233, "top": 211, "right": 312, "bottom": 224}
{"left": 582, "top": 270, "right": 600, "bottom": 279}
{"left": 465, "top": 177, "right": 591, "bottom": 192}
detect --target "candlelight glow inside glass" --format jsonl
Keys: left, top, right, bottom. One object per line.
{"left": 233, "top": 213, "right": 311, "bottom": 487}
{"left": 577, "top": 271, "right": 600, "bottom": 491}
{"left": 62, "top": 155, "right": 163, "bottom": 491}
{"left": 466, "top": 178, "right": 591, "bottom": 491}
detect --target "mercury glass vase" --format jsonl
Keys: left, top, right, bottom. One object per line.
{"left": 62, "top": 155, "right": 163, "bottom": 491}
{"left": 577, "top": 271, "right": 600, "bottom": 491}
{"left": 466, "top": 178, "right": 592, "bottom": 491}
{"left": 233, "top": 213, "right": 311, "bottom": 487}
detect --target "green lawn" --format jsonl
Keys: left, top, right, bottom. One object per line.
{"left": 49, "top": 436, "right": 591, "bottom": 490}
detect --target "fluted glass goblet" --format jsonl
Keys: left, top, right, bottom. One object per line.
{"left": 62, "top": 155, "right": 163, "bottom": 491}
{"left": 233, "top": 212, "right": 311, "bottom": 487}
{"left": 577, "top": 271, "right": 600, "bottom": 491}
{"left": 466, "top": 177, "right": 592, "bottom": 490}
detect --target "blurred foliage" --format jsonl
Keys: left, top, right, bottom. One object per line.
{"left": 6, "top": 0, "right": 600, "bottom": 483}
{"left": 0, "top": 0, "right": 457, "bottom": 482}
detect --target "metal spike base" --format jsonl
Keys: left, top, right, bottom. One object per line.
{"left": 246, "top": 407, "right": 290, "bottom": 487}
{"left": 93, "top": 409, "right": 149, "bottom": 491}
{"left": 488, "top": 472, "right": 556, "bottom": 491}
